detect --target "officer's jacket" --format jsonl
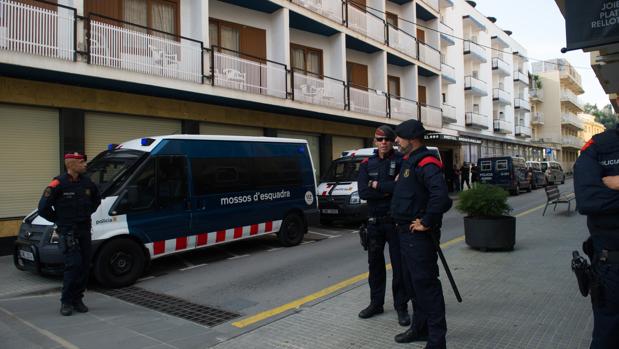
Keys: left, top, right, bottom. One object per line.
{"left": 38, "top": 173, "right": 101, "bottom": 226}
{"left": 390, "top": 146, "right": 451, "bottom": 228}
{"left": 357, "top": 150, "right": 402, "bottom": 216}
{"left": 574, "top": 128, "right": 619, "bottom": 233}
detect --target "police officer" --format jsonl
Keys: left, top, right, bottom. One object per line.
{"left": 357, "top": 125, "right": 410, "bottom": 326}
{"left": 390, "top": 119, "right": 451, "bottom": 349}
{"left": 38, "top": 152, "right": 101, "bottom": 316}
{"left": 573, "top": 125, "right": 619, "bottom": 349}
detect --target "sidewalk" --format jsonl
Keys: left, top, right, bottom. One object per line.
{"left": 0, "top": 206, "right": 593, "bottom": 348}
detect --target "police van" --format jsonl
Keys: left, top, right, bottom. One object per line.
{"left": 478, "top": 156, "right": 532, "bottom": 195}
{"left": 317, "top": 146, "right": 440, "bottom": 224}
{"left": 14, "top": 135, "right": 319, "bottom": 288}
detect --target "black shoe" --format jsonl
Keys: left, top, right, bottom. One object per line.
{"left": 394, "top": 328, "right": 428, "bottom": 343}
{"left": 397, "top": 310, "right": 411, "bottom": 326}
{"left": 60, "top": 303, "right": 73, "bottom": 316}
{"left": 358, "top": 304, "right": 384, "bottom": 319}
{"left": 73, "top": 300, "right": 88, "bottom": 313}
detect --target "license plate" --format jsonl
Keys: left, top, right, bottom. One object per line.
{"left": 322, "top": 209, "right": 339, "bottom": 214}
{"left": 19, "top": 249, "right": 34, "bottom": 262}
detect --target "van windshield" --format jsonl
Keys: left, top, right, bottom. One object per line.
{"left": 86, "top": 150, "right": 145, "bottom": 194}
{"left": 541, "top": 162, "right": 548, "bottom": 172}
{"left": 322, "top": 158, "right": 364, "bottom": 182}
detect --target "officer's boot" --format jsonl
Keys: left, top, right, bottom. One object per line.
{"left": 60, "top": 303, "right": 73, "bottom": 316}
{"left": 73, "top": 299, "right": 89, "bottom": 313}
{"left": 394, "top": 327, "right": 429, "bottom": 343}
{"left": 397, "top": 309, "right": 411, "bottom": 326}
{"left": 358, "top": 304, "right": 384, "bottom": 319}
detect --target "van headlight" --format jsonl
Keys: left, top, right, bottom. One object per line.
{"left": 49, "top": 228, "right": 60, "bottom": 244}
{"left": 349, "top": 191, "right": 361, "bottom": 205}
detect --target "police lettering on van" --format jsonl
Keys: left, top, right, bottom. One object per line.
{"left": 14, "top": 135, "right": 318, "bottom": 288}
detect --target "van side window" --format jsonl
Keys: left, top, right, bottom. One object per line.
{"left": 157, "top": 156, "right": 188, "bottom": 208}
{"left": 191, "top": 158, "right": 253, "bottom": 195}
{"left": 256, "top": 157, "right": 302, "bottom": 187}
{"left": 496, "top": 160, "right": 508, "bottom": 171}
{"left": 116, "top": 159, "right": 156, "bottom": 213}
{"left": 480, "top": 161, "right": 491, "bottom": 171}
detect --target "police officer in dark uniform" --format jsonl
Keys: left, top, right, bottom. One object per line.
{"left": 390, "top": 119, "right": 451, "bottom": 349}
{"left": 38, "top": 152, "right": 101, "bottom": 316}
{"left": 573, "top": 125, "right": 619, "bottom": 349}
{"left": 357, "top": 125, "right": 410, "bottom": 326}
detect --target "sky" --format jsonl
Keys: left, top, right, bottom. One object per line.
{"left": 473, "top": 0, "right": 610, "bottom": 109}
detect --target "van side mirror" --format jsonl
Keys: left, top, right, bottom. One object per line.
{"left": 127, "top": 185, "right": 139, "bottom": 206}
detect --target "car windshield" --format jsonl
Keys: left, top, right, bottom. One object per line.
{"left": 322, "top": 158, "right": 364, "bottom": 182}
{"left": 541, "top": 163, "right": 548, "bottom": 171}
{"left": 86, "top": 150, "right": 145, "bottom": 193}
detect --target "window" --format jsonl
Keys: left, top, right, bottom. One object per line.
{"left": 122, "top": 0, "right": 178, "bottom": 37}
{"left": 157, "top": 156, "right": 188, "bottom": 208}
{"left": 209, "top": 18, "right": 266, "bottom": 60}
{"left": 496, "top": 160, "right": 508, "bottom": 171}
{"left": 191, "top": 157, "right": 253, "bottom": 195}
{"left": 386, "top": 12, "right": 398, "bottom": 27}
{"left": 291, "top": 44, "right": 323, "bottom": 77}
{"left": 209, "top": 20, "right": 240, "bottom": 53}
{"left": 115, "top": 159, "right": 156, "bottom": 213}
{"left": 255, "top": 157, "right": 302, "bottom": 187}
{"left": 387, "top": 75, "right": 401, "bottom": 97}
{"left": 480, "top": 161, "right": 492, "bottom": 171}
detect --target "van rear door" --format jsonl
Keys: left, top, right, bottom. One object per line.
{"left": 493, "top": 158, "right": 512, "bottom": 186}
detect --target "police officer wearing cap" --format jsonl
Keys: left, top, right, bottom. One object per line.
{"left": 574, "top": 124, "right": 619, "bottom": 349}
{"left": 357, "top": 125, "right": 410, "bottom": 326}
{"left": 390, "top": 119, "right": 451, "bottom": 349}
{"left": 38, "top": 152, "right": 101, "bottom": 316}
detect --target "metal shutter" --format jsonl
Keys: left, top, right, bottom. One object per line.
{"left": 199, "top": 122, "right": 262, "bottom": 136}
{"left": 278, "top": 131, "right": 320, "bottom": 178}
{"left": 85, "top": 113, "right": 181, "bottom": 160}
{"left": 0, "top": 105, "right": 59, "bottom": 218}
{"left": 332, "top": 136, "right": 364, "bottom": 159}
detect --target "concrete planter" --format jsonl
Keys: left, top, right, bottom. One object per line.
{"left": 464, "top": 215, "right": 516, "bottom": 251}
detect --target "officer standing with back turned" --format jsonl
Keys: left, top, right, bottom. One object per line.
{"left": 573, "top": 124, "right": 619, "bottom": 349}
{"left": 38, "top": 152, "right": 101, "bottom": 316}
{"left": 357, "top": 125, "right": 410, "bottom": 326}
{"left": 391, "top": 119, "right": 451, "bottom": 349}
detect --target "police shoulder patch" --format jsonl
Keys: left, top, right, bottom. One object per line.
{"left": 361, "top": 158, "right": 369, "bottom": 164}
{"left": 48, "top": 179, "right": 60, "bottom": 188}
{"left": 580, "top": 138, "right": 594, "bottom": 152}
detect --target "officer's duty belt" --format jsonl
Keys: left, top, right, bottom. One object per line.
{"left": 598, "top": 249, "right": 619, "bottom": 264}
{"left": 368, "top": 216, "right": 393, "bottom": 224}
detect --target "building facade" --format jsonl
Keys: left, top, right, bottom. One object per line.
{"left": 579, "top": 113, "right": 606, "bottom": 142}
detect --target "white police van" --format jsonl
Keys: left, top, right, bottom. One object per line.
{"left": 14, "top": 135, "right": 319, "bottom": 288}
{"left": 317, "top": 146, "right": 440, "bottom": 224}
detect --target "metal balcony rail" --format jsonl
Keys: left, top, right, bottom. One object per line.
{"left": 211, "top": 46, "right": 287, "bottom": 99}
{"left": 418, "top": 42, "right": 441, "bottom": 70}
{"left": 515, "top": 124, "right": 532, "bottom": 137}
{"left": 463, "top": 40, "right": 486, "bottom": 61}
{"left": 465, "top": 111, "right": 488, "bottom": 128}
{"left": 348, "top": 83, "right": 387, "bottom": 117}
{"left": 514, "top": 97, "right": 530, "bottom": 110}
{"left": 464, "top": 75, "right": 487, "bottom": 93}
{"left": 389, "top": 95, "right": 418, "bottom": 121}
{"left": 561, "top": 113, "right": 584, "bottom": 129}
{"left": 529, "top": 88, "right": 544, "bottom": 100}
{"left": 492, "top": 88, "right": 510, "bottom": 104}
{"left": 491, "top": 56, "right": 509, "bottom": 74}
{"left": 531, "top": 111, "right": 544, "bottom": 124}
{"left": 346, "top": 2, "right": 385, "bottom": 43}
{"left": 560, "top": 91, "right": 583, "bottom": 110}
{"left": 441, "top": 61, "right": 455, "bottom": 81}
{"left": 0, "top": 0, "right": 76, "bottom": 61}
{"left": 513, "top": 69, "right": 528, "bottom": 83}
{"left": 290, "top": 0, "right": 344, "bottom": 24}
{"left": 387, "top": 24, "right": 417, "bottom": 59}
{"left": 291, "top": 70, "right": 346, "bottom": 109}
{"left": 420, "top": 103, "right": 442, "bottom": 128}
{"left": 559, "top": 66, "right": 582, "bottom": 86}
{"left": 493, "top": 119, "right": 512, "bottom": 132}
{"left": 562, "top": 135, "right": 584, "bottom": 148}
{"left": 88, "top": 14, "right": 203, "bottom": 83}
{"left": 441, "top": 103, "right": 456, "bottom": 122}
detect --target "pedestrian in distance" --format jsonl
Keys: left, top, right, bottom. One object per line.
{"left": 471, "top": 163, "right": 480, "bottom": 187}
{"left": 357, "top": 125, "right": 410, "bottom": 326}
{"left": 38, "top": 152, "right": 101, "bottom": 316}
{"left": 573, "top": 124, "right": 619, "bottom": 349}
{"left": 390, "top": 119, "right": 452, "bottom": 349}
{"left": 453, "top": 164, "right": 461, "bottom": 192}
{"left": 460, "top": 162, "right": 470, "bottom": 190}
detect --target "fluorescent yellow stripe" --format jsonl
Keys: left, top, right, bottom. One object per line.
{"left": 515, "top": 203, "right": 546, "bottom": 217}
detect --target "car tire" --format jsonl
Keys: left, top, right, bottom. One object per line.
{"left": 278, "top": 213, "right": 306, "bottom": 247}
{"left": 512, "top": 184, "right": 520, "bottom": 196}
{"left": 93, "top": 238, "right": 146, "bottom": 288}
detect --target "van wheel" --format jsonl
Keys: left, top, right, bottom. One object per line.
{"left": 278, "top": 213, "right": 306, "bottom": 247}
{"left": 94, "top": 238, "right": 145, "bottom": 288}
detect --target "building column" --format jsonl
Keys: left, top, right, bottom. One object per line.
{"left": 319, "top": 135, "right": 333, "bottom": 175}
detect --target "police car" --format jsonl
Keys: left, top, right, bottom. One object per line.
{"left": 14, "top": 135, "right": 319, "bottom": 288}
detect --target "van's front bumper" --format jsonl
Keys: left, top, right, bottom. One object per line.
{"left": 13, "top": 223, "right": 64, "bottom": 275}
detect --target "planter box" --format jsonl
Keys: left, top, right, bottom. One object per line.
{"left": 464, "top": 215, "right": 515, "bottom": 251}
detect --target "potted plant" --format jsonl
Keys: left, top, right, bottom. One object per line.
{"left": 456, "top": 184, "right": 515, "bottom": 251}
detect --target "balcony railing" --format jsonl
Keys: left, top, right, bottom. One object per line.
{"left": 466, "top": 112, "right": 488, "bottom": 129}
{"left": 389, "top": 96, "right": 418, "bottom": 121}
{"left": 89, "top": 15, "right": 204, "bottom": 83}
{"left": 439, "top": 21, "right": 455, "bottom": 45}
{"left": 212, "top": 47, "right": 287, "bottom": 98}
{"left": 441, "top": 62, "right": 455, "bottom": 83}
{"left": 291, "top": 0, "right": 344, "bottom": 24}
{"left": 513, "top": 70, "right": 528, "bottom": 84}
{"left": 418, "top": 42, "right": 441, "bottom": 70}
{"left": 529, "top": 88, "right": 543, "bottom": 101}
{"left": 491, "top": 56, "right": 510, "bottom": 76}
{"left": 562, "top": 135, "right": 585, "bottom": 149}
{"left": 531, "top": 111, "right": 544, "bottom": 125}
{"left": 347, "top": 3, "right": 385, "bottom": 43}
{"left": 1, "top": 0, "right": 76, "bottom": 61}
{"left": 291, "top": 70, "right": 346, "bottom": 109}
{"left": 442, "top": 103, "right": 456, "bottom": 123}
{"left": 560, "top": 91, "right": 584, "bottom": 111}
{"left": 348, "top": 84, "right": 387, "bottom": 117}
{"left": 464, "top": 76, "right": 488, "bottom": 96}
{"left": 387, "top": 24, "right": 417, "bottom": 60}
{"left": 420, "top": 0, "right": 439, "bottom": 12}
{"left": 493, "top": 119, "right": 512, "bottom": 134}
{"left": 463, "top": 40, "right": 487, "bottom": 63}
{"left": 515, "top": 124, "right": 532, "bottom": 138}
{"left": 420, "top": 104, "right": 442, "bottom": 129}
{"left": 561, "top": 113, "right": 584, "bottom": 130}
{"left": 514, "top": 97, "right": 530, "bottom": 111}
{"left": 492, "top": 88, "right": 511, "bottom": 105}
{"left": 559, "top": 68, "right": 583, "bottom": 94}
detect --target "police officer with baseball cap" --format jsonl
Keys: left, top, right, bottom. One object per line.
{"left": 357, "top": 125, "right": 410, "bottom": 326}
{"left": 390, "top": 119, "right": 451, "bottom": 349}
{"left": 38, "top": 152, "right": 101, "bottom": 316}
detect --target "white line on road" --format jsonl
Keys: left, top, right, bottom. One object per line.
{"left": 228, "top": 254, "right": 250, "bottom": 260}
{"left": 180, "top": 263, "right": 207, "bottom": 271}
{"left": 308, "top": 231, "right": 342, "bottom": 238}
{"left": 0, "top": 306, "right": 79, "bottom": 349}
{"left": 266, "top": 247, "right": 283, "bottom": 252}
{"left": 301, "top": 241, "right": 316, "bottom": 245}
{"left": 137, "top": 276, "right": 156, "bottom": 282}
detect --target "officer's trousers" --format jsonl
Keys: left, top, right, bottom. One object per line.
{"left": 590, "top": 259, "right": 619, "bottom": 349}
{"left": 367, "top": 221, "right": 408, "bottom": 311}
{"left": 59, "top": 223, "right": 92, "bottom": 305}
{"left": 398, "top": 225, "right": 447, "bottom": 349}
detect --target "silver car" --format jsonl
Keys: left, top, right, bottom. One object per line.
{"left": 540, "top": 161, "right": 565, "bottom": 185}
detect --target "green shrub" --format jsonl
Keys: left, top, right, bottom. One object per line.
{"left": 456, "top": 184, "right": 511, "bottom": 217}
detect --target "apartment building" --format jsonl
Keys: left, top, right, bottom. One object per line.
{"left": 0, "top": 0, "right": 539, "bottom": 241}
{"left": 531, "top": 58, "right": 585, "bottom": 172}
{"left": 579, "top": 113, "right": 605, "bottom": 142}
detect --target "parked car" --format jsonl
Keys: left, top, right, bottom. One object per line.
{"left": 525, "top": 161, "right": 547, "bottom": 189}
{"left": 540, "top": 160, "right": 565, "bottom": 185}
{"left": 478, "top": 156, "right": 532, "bottom": 195}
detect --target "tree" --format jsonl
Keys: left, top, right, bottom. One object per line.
{"left": 584, "top": 103, "right": 617, "bottom": 130}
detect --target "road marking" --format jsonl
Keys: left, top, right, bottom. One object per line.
{"left": 308, "top": 231, "right": 341, "bottom": 238}
{"left": 0, "top": 306, "right": 79, "bottom": 349}
{"left": 180, "top": 263, "right": 207, "bottom": 271}
{"left": 300, "top": 241, "right": 316, "bottom": 245}
{"left": 137, "top": 276, "right": 156, "bottom": 282}
{"left": 228, "top": 254, "right": 250, "bottom": 260}
{"left": 175, "top": 255, "right": 194, "bottom": 269}
{"left": 266, "top": 247, "right": 283, "bottom": 252}
{"left": 515, "top": 203, "right": 546, "bottom": 217}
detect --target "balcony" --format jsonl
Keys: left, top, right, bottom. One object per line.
{"left": 561, "top": 113, "right": 584, "bottom": 131}
{"left": 560, "top": 91, "right": 584, "bottom": 112}
{"left": 387, "top": 25, "right": 417, "bottom": 60}
{"left": 493, "top": 119, "right": 512, "bottom": 134}
{"left": 440, "top": 0, "right": 455, "bottom": 8}
{"left": 465, "top": 112, "right": 489, "bottom": 129}
{"left": 389, "top": 96, "right": 418, "bottom": 121}
{"left": 514, "top": 97, "right": 530, "bottom": 111}
{"left": 513, "top": 70, "right": 528, "bottom": 85}
{"left": 464, "top": 76, "right": 488, "bottom": 96}
{"left": 529, "top": 88, "right": 544, "bottom": 102}
{"left": 463, "top": 40, "right": 487, "bottom": 63}
{"left": 292, "top": 71, "right": 346, "bottom": 110}
{"left": 559, "top": 68, "right": 584, "bottom": 94}
{"left": 441, "top": 61, "right": 456, "bottom": 84}
{"left": 347, "top": 4, "right": 385, "bottom": 44}
{"left": 563, "top": 135, "right": 585, "bottom": 149}
{"left": 515, "top": 124, "right": 532, "bottom": 138}
{"left": 439, "top": 21, "right": 455, "bottom": 46}
{"left": 442, "top": 103, "right": 457, "bottom": 124}
{"left": 1, "top": 0, "right": 75, "bottom": 61}
{"left": 491, "top": 56, "right": 510, "bottom": 76}
{"left": 420, "top": 104, "right": 442, "bottom": 129}
{"left": 492, "top": 88, "right": 511, "bottom": 105}
{"left": 531, "top": 111, "right": 544, "bottom": 125}
{"left": 291, "top": 0, "right": 343, "bottom": 24}
{"left": 419, "top": 0, "right": 439, "bottom": 12}
{"left": 348, "top": 85, "right": 388, "bottom": 117}
{"left": 418, "top": 42, "right": 441, "bottom": 70}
